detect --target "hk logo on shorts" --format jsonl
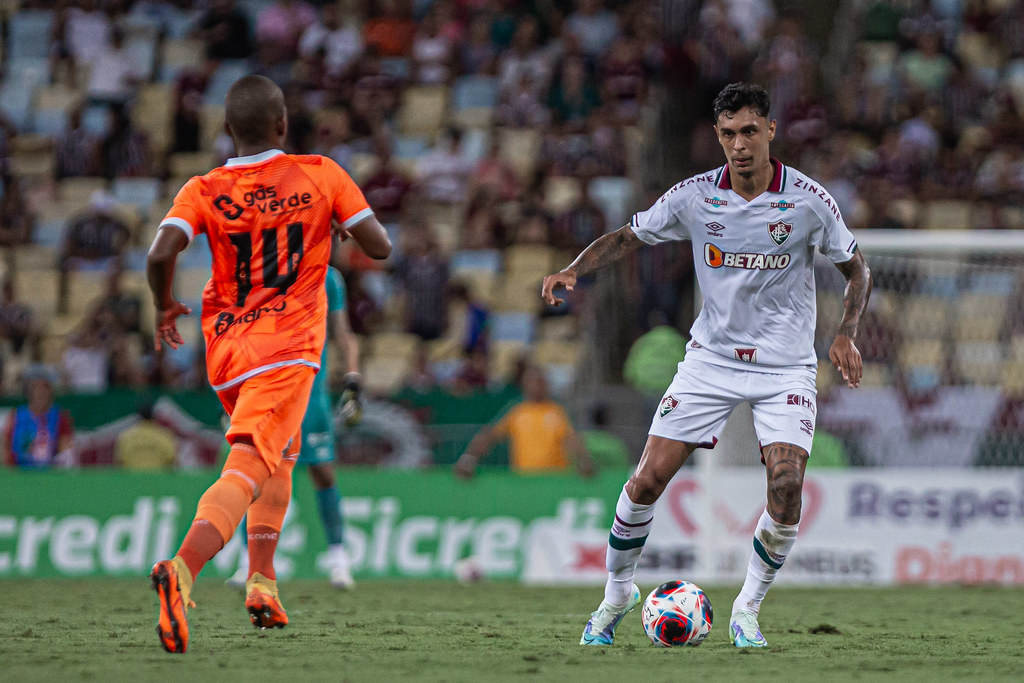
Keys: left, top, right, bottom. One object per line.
{"left": 734, "top": 348, "right": 757, "bottom": 363}
{"left": 705, "top": 222, "right": 726, "bottom": 236}
{"left": 768, "top": 220, "right": 792, "bottom": 246}
{"left": 658, "top": 395, "right": 679, "bottom": 418}
{"left": 787, "top": 393, "right": 815, "bottom": 415}
{"left": 800, "top": 419, "right": 814, "bottom": 436}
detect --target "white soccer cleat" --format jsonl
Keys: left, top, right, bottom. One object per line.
{"left": 730, "top": 610, "right": 768, "bottom": 647}
{"left": 327, "top": 545, "right": 355, "bottom": 590}
{"left": 580, "top": 584, "right": 641, "bottom": 645}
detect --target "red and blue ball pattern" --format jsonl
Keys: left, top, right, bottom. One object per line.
{"left": 642, "top": 580, "right": 713, "bottom": 647}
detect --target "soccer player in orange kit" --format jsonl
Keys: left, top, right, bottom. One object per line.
{"left": 146, "top": 74, "right": 391, "bottom": 653}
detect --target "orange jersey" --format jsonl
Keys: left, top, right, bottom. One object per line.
{"left": 160, "top": 149, "right": 373, "bottom": 391}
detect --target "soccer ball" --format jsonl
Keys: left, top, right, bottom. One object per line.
{"left": 641, "top": 580, "right": 713, "bottom": 647}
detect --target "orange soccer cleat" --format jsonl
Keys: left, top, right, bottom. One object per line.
{"left": 150, "top": 556, "right": 194, "bottom": 653}
{"left": 245, "top": 572, "right": 289, "bottom": 629}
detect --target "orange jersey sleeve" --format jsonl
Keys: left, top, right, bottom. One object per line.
{"left": 160, "top": 151, "right": 374, "bottom": 392}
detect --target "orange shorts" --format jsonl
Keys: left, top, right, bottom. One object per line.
{"left": 216, "top": 363, "right": 316, "bottom": 474}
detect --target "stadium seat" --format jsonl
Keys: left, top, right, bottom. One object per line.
{"left": 159, "top": 38, "right": 205, "bottom": 82}
{"left": 82, "top": 104, "right": 112, "bottom": 137}
{"left": 133, "top": 84, "right": 174, "bottom": 153}
{"left": 451, "top": 270, "right": 497, "bottom": 305}
{"left": 589, "top": 177, "right": 635, "bottom": 228}
{"left": 0, "top": 82, "right": 34, "bottom": 131}
{"left": 379, "top": 57, "right": 411, "bottom": 79}
{"left": 175, "top": 268, "right": 211, "bottom": 303}
{"left": 363, "top": 356, "right": 411, "bottom": 395}
{"left": 7, "top": 10, "right": 53, "bottom": 60}
{"left": 59, "top": 177, "right": 109, "bottom": 205}
{"left": 491, "top": 312, "right": 536, "bottom": 344}
{"left": 966, "top": 270, "right": 1017, "bottom": 296}
{"left": 113, "top": 178, "right": 163, "bottom": 211}
{"left": 504, "top": 244, "right": 556, "bottom": 275}
{"left": 397, "top": 87, "right": 448, "bottom": 137}
{"left": 999, "top": 360, "right": 1024, "bottom": 396}
{"left": 169, "top": 152, "right": 217, "bottom": 178}
{"left": 496, "top": 127, "right": 540, "bottom": 181}
{"left": 898, "top": 339, "right": 945, "bottom": 370}
{"left": 954, "top": 293, "right": 1006, "bottom": 342}
{"left": 369, "top": 332, "right": 421, "bottom": 359}
{"left": 200, "top": 104, "right": 226, "bottom": 151}
{"left": 451, "top": 249, "right": 502, "bottom": 276}
{"left": 493, "top": 276, "right": 542, "bottom": 313}
{"left": 534, "top": 339, "right": 581, "bottom": 367}
{"left": 858, "top": 362, "right": 891, "bottom": 388}
{"left": 125, "top": 35, "right": 157, "bottom": 81}
{"left": 898, "top": 295, "right": 949, "bottom": 338}
{"left": 450, "top": 76, "right": 498, "bottom": 128}
{"left": 490, "top": 340, "right": 526, "bottom": 381}
{"left": 954, "top": 342, "right": 1003, "bottom": 386}
{"left": 394, "top": 136, "right": 430, "bottom": 159}
{"left": 920, "top": 200, "right": 972, "bottom": 231}
{"left": 543, "top": 176, "right": 582, "bottom": 214}
{"left": 538, "top": 315, "right": 577, "bottom": 341}
{"left": 14, "top": 269, "right": 59, "bottom": 316}
{"left": 32, "top": 108, "right": 69, "bottom": 137}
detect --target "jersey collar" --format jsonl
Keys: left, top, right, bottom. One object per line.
{"left": 715, "top": 157, "right": 787, "bottom": 192}
{"left": 224, "top": 148, "right": 285, "bottom": 168}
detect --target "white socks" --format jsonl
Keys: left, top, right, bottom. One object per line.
{"left": 733, "top": 509, "right": 798, "bottom": 616}
{"left": 604, "top": 487, "right": 655, "bottom": 605}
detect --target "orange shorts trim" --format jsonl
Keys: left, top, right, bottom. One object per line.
{"left": 217, "top": 364, "right": 316, "bottom": 474}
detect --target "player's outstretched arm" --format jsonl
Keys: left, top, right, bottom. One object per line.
{"left": 829, "top": 250, "right": 872, "bottom": 388}
{"left": 454, "top": 426, "right": 501, "bottom": 479}
{"left": 343, "top": 215, "right": 392, "bottom": 259}
{"left": 146, "top": 225, "right": 191, "bottom": 351}
{"left": 541, "top": 225, "right": 644, "bottom": 305}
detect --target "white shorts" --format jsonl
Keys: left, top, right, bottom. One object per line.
{"left": 648, "top": 355, "right": 818, "bottom": 456}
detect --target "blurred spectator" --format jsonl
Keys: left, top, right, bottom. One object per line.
{"left": 564, "top": 0, "right": 620, "bottom": 60}
{"left": 362, "top": 137, "right": 413, "bottom": 223}
{"left": 462, "top": 187, "right": 507, "bottom": 248}
{"left": 449, "top": 281, "right": 490, "bottom": 353}
{"left": 496, "top": 16, "right": 553, "bottom": 99}
{"left": 394, "top": 221, "right": 449, "bottom": 340}
{"left": 2, "top": 366, "right": 75, "bottom": 468}
{"left": 364, "top": 0, "right": 417, "bottom": 57}
{"left": 412, "top": 8, "right": 454, "bottom": 85}
{"left": 452, "top": 346, "right": 491, "bottom": 393}
{"left": 896, "top": 30, "right": 954, "bottom": 95}
{"left": 550, "top": 180, "right": 606, "bottom": 251}
{"left": 114, "top": 402, "right": 178, "bottom": 469}
{"left": 454, "top": 366, "right": 594, "bottom": 476}
{"left": 63, "top": 0, "right": 112, "bottom": 68}
{"left": 471, "top": 139, "right": 520, "bottom": 202}
{"left": 196, "top": 0, "right": 254, "bottom": 61}
{"left": 101, "top": 106, "right": 153, "bottom": 177}
{"left": 460, "top": 13, "right": 499, "bottom": 75}
{"left": 402, "top": 345, "right": 437, "bottom": 393}
{"left": 56, "top": 108, "right": 102, "bottom": 178}
{"left": 299, "top": 3, "right": 363, "bottom": 79}
{"left": 498, "top": 73, "right": 551, "bottom": 127}
{"left": 601, "top": 35, "right": 648, "bottom": 122}
{"left": 416, "top": 127, "right": 475, "bottom": 204}
{"left": 623, "top": 313, "right": 688, "bottom": 395}
{"left": 0, "top": 278, "right": 39, "bottom": 362}
{"left": 62, "top": 313, "right": 112, "bottom": 393}
{"left": 171, "top": 64, "right": 212, "bottom": 153}
{"left": 548, "top": 55, "right": 601, "bottom": 129}
{"left": 87, "top": 28, "right": 145, "bottom": 106}
{"left": 0, "top": 175, "right": 32, "bottom": 247}
{"left": 257, "top": 0, "right": 317, "bottom": 59}
{"left": 284, "top": 84, "right": 316, "bottom": 153}
{"left": 58, "top": 192, "right": 130, "bottom": 315}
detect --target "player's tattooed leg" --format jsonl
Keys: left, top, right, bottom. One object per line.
{"left": 762, "top": 442, "right": 808, "bottom": 525}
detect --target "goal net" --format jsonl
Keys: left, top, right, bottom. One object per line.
{"left": 812, "top": 230, "right": 1024, "bottom": 467}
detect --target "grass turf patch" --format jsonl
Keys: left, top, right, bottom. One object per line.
{"left": 2, "top": 580, "right": 1023, "bottom": 682}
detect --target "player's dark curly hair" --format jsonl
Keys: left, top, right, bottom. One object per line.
{"left": 712, "top": 83, "right": 771, "bottom": 122}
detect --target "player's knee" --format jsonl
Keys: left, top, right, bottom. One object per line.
{"left": 626, "top": 471, "right": 668, "bottom": 505}
{"left": 767, "top": 471, "right": 803, "bottom": 518}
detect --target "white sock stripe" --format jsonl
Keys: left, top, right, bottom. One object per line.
{"left": 221, "top": 468, "right": 257, "bottom": 495}
{"left": 231, "top": 443, "right": 258, "bottom": 456}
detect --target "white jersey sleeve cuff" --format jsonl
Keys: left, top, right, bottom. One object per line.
{"left": 340, "top": 207, "right": 375, "bottom": 229}
{"left": 630, "top": 214, "right": 658, "bottom": 245}
{"left": 159, "top": 217, "right": 194, "bottom": 241}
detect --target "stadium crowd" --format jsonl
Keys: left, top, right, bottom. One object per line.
{"left": 1, "top": 0, "right": 1024, "bottom": 405}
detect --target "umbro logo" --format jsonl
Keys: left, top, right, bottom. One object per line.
{"left": 800, "top": 419, "right": 814, "bottom": 436}
{"left": 706, "top": 222, "right": 726, "bottom": 236}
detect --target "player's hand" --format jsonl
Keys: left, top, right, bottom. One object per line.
{"left": 541, "top": 269, "right": 578, "bottom": 306}
{"left": 454, "top": 453, "right": 477, "bottom": 480}
{"left": 340, "top": 373, "right": 363, "bottom": 426}
{"left": 577, "top": 454, "right": 597, "bottom": 479}
{"left": 154, "top": 301, "right": 192, "bottom": 351}
{"left": 829, "top": 334, "right": 862, "bottom": 388}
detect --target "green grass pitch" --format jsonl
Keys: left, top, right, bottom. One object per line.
{"left": 3, "top": 579, "right": 1023, "bottom": 682}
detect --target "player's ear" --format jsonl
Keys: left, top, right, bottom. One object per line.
{"left": 278, "top": 114, "right": 288, "bottom": 143}
{"left": 768, "top": 118, "right": 776, "bottom": 141}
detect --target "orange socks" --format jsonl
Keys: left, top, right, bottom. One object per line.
{"left": 247, "top": 457, "right": 295, "bottom": 580}
{"left": 178, "top": 444, "right": 271, "bottom": 579}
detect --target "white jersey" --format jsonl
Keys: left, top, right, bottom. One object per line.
{"left": 631, "top": 159, "right": 857, "bottom": 370}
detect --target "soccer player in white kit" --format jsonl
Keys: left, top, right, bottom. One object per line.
{"left": 542, "top": 83, "right": 872, "bottom": 648}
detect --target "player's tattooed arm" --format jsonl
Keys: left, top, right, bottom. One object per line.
{"left": 541, "top": 225, "right": 644, "bottom": 305}
{"left": 829, "top": 250, "right": 872, "bottom": 388}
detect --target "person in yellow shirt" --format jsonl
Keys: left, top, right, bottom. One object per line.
{"left": 114, "top": 402, "right": 178, "bottom": 469}
{"left": 454, "top": 366, "right": 594, "bottom": 477}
